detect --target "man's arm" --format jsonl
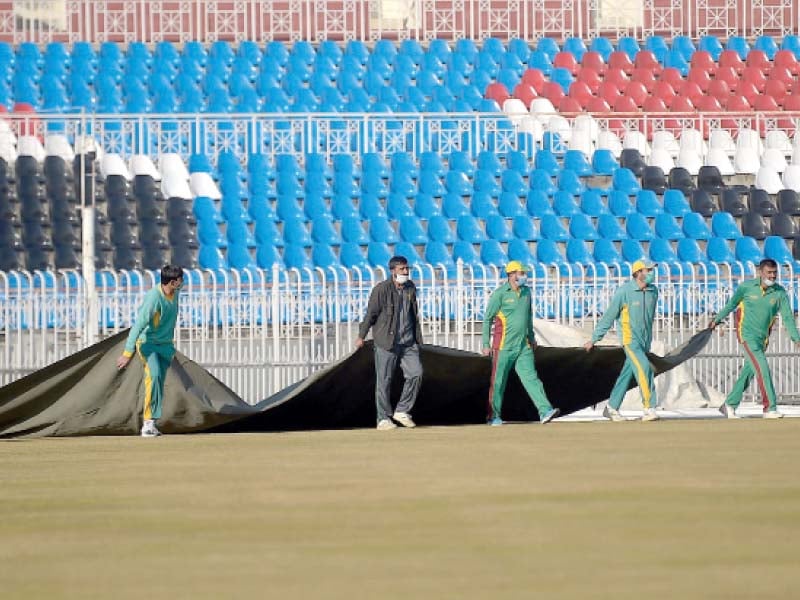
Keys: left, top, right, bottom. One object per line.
{"left": 117, "top": 292, "right": 157, "bottom": 369}
{"left": 588, "top": 287, "right": 624, "bottom": 345}
{"left": 481, "top": 290, "right": 501, "bottom": 351}
{"left": 709, "top": 284, "right": 745, "bottom": 329}
{"left": 778, "top": 290, "right": 800, "bottom": 343}
{"left": 356, "top": 284, "right": 383, "bottom": 345}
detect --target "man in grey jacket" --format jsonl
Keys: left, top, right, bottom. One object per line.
{"left": 356, "top": 255, "right": 423, "bottom": 430}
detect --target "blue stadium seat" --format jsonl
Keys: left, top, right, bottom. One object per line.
{"left": 198, "top": 220, "right": 227, "bottom": 247}
{"left": 505, "top": 151, "right": 529, "bottom": 173}
{"left": 663, "top": 189, "right": 691, "bottom": 216}
{"left": 594, "top": 239, "right": 624, "bottom": 265}
{"left": 226, "top": 220, "right": 257, "bottom": 248}
{"left": 636, "top": 190, "right": 663, "bottom": 217}
{"left": 569, "top": 214, "right": 599, "bottom": 240}
{"left": 536, "top": 37, "right": 560, "bottom": 59}
{"left": 454, "top": 38, "right": 479, "bottom": 62}
{"left": 735, "top": 237, "right": 762, "bottom": 264}
{"left": 501, "top": 170, "right": 527, "bottom": 196}
{"left": 399, "top": 215, "right": 427, "bottom": 244}
{"left": 367, "top": 242, "right": 393, "bottom": 268}
{"left": 330, "top": 194, "right": 359, "bottom": 220}
{"left": 711, "top": 212, "right": 742, "bottom": 239}
{"left": 425, "top": 242, "right": 456, "bottom": 271}
{"left": 453, "top": 241, "right": 481, "bottom": 267}
{"left": 590, "top": 37, "right": 614, "bottom": 61}
{"left": 254, "top": 219, "right": 283, "bottom": 247}
{"left": 284, "top": 220, "right": 313, "bottom": 247}
{"left": 284, "top": 244, "right": 314, "bottom": 271}
{"left": 534, "top": 149, "right": 560, "bottom": 176}
{"left": 581, "top": 190, "right": 609, "bottom": 216}
{"left": 553, "top": 191, "right": 581, "bottom": 217}
{"left": 480, "top": 240, "right": 508, "bottom": 266}
{"left": 617, "top": 36, "right": 641, "bottom": 60}
{"left": 526, "top": 189, "right": 555, "bottom": 217}
{"left": 564, "top": 37, "right": 588, "bottom": 61}
{"left": 557, "top": 170, "right": 586, "bottom": 195}
{"left": 566, "top": 239, "right": 594, "bottom": 265}
{"left": 540, "top": 214, "right": 570, "bottom": 241}
{"left": 513, "top": 216, "right": 539, "bottom": 240}
{"left": 388, "top": 193, "right": 416, "bottom": 219}
{"left": 626, "top": 214, "right": 655, "bottom": 241}
{"left": 598, "top": 214, "right": 627, "bottom": 240}
{"left": 443, "top": 193, "right": 471, "bottom": 219}
{"left": 507, "top": 238, "right": 535, "bottom": 266}
{"left": 341, "top": 243, "right": 370, "bottom": 271}
{"left": 706, "top": 237, "right": 735, "bottom": 264}
{"left": 428, "top": 216, "right": 456, "bottom": 243}
{"left": 564, "top": 150, "right": 593, "bottom": 177}
{"left": 361, "top": 171, "right": 389, "bottom": 198}
{"left": 448, "top": 151, "right": 476, "bottom": 177}
{"left": 199, "top": 246, "right": 227, "bottom": 270}
{"left": 550, "top": 67, "right": 575, "bottom": 94}
{"left": 498, "top": 192, "right": 527, "bottom": 217}
{"left": 415, "top": 193, "right": 443, "bottom": 219}
{"left": 609, "top": 190, "right": 635, "bottom": 217}
{"left": 486, "top": 215, "right": 513, "bottom": 241}
{"left": 621, "top": 239, "right": 646, "bottom": 263}
{"left": 394, "top": 242, "right": 423, "bottom": 264}
{"left": 654, "top": 214, "right": 684, "bottom": 240}
{"left": 341, "top": 217, "right": 369, "bottom": 244}
{"left": 370, "top": 216, "right": 399, "bottom": 244}
{"left": 228, "top": 244, "right": 258, "bottom": 270}
{"left": 477, "top": 151, "right": 504, "bottom": 177}
{"left": 445, "top": 171, "right": 472, "bottom": 196}
{"left": 645, "top": 35, "right": 669, "bottom": 61}
{"left": 311, "top": 218, "right": 342, "bottom": 245}
{"left": 754, "top": 35, "right": 778, "bottom": 59}
{"left": 333, "top": 172, "right": 361, "bottom": 198}
{"left": 592, "top": 149, "right": 619, "bottom": 176}
{"left": 537, "top": 239, "right": 568, "bottom": 266}
{"left": 527, "top": 50, "right": 553, "bottom": 75}
{"left": 682, "top": 212, "right": 712, "bottom": 240}
{"left": 364, "top": 153, "right": 392, "bottom": 178}
{"left": 256, "top": 244, "right": 284, "bottom": 269}
{"left": 529, "top": 169, "right": 557, "bottom": 195}
{"left": 612, "top": 168, "right": 641, "bottom": 195}
{"left": 663, "top": 48, "right": 689, "bottom": 76}
{"left": 649, "top": 238, "right": 678, "bottom": 264}
{"left": 726, "top": 36, "right": 750, "bottom": 59}
{"left": 473, "top": 170, "right": 501, "bottom": 197}
{"left": 419, "top": 171, "right": 446, "bottom": 196}
{"left": 781, "top": 35, "right": 800, "bottom": 57}
{"left": 698, "top": 36, "right": 724, "bottom": 60}
{"left": 457, "top": 215, "right": 488, "bottom": 243}
{"left": 763, "top": 236, "right": 794, "bottom": 264}
{"left": 312, "top": 243, "right": 342, "bottom": 271}
{"left": 677, "top": 239, "right": 705, "bottom": 264}
{"left": 399, "top": 39, "right": 425, "bottom": 63}
{"left": 304, "top": 194, "right": 332, "bottom": 221}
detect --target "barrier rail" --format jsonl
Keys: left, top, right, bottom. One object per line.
{"left": 2, "top": 0, "right": 798, "bottom": 44}
{"left": 0, "top": 263, "right": 798, "bottom": 404}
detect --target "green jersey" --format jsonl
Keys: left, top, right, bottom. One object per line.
{"left": 123, "top": 286, "right": 181, "bottom": 356}
{"left": 714, "top": 278, "right": 800, "bottom": 343}
{"left": 482, "top": 283, "right": 535, "bottom": 352}
{"left": 591, "top": 279, "right": 658, "bottom": 348}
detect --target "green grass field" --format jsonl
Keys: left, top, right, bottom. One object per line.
{"left": 3, "top": 420, "right": 799, "bottom": 599}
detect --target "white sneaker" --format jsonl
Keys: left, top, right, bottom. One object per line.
{"left": 140, "top": 420, "right": 161, "bottom": 437}
{"left": 719, "top": 404, "right": 740, "bottom": 419}
{"left": 641, "top": 408, "right": 660, "bottom": 422}
{"left": 377, "top": 419, "right": 398, "bottom": 430}
{"left": 603, "top": 405, "right": 626, "bottom": 422}
{"left": 763, "top": 410, "right": 784, "bottom": 419}
{"left": 392, "top": 412, "right": 416, "bottom": 428}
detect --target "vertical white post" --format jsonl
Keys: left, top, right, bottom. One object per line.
{"left": 78, "top": 112, "right": 98, "bottom": 345}
{"left": 456, "top": 259, "right": 464, "bottom": 349}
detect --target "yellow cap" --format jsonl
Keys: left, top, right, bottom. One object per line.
{"left": 505, "top": 260, "right": 527, "bottom": 274}
{"left": 631, "top": 260, "right": 655, "bottom": 274}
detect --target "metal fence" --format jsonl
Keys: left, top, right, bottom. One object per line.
{"left": 3, "top": 0, "right": 799, "bottom": 44}
{"left": 1, "top": 263, "right": 798, "bottom": 404}
{"left": 13, "top": 111, "right": 800, "bottom": 166}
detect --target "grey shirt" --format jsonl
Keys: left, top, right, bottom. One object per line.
{"left": 394, "top": 284, "right": 416, "bottom": 347}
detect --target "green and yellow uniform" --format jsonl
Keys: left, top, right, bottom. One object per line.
{"left": 590, "top": 279, "right": 659, "bottom": 410}
{"left": 714, "top": 279, "right": 800, "bottom": 411}
{"left": 481, "top": 282, "right": 554, "bottom": 421}
{"left": 123, "top": 286, "right": 181, "bottom": 421}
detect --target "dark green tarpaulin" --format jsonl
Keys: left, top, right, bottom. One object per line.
{"left": 0, "top": 329, "right": 712, "bottom": 438}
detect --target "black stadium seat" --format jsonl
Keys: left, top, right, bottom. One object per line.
{"left": 641, "top": 166, "right": 666, "bottom": 194}
{"left": 721, "top": 189, "right": 748, "bottom": 216}
{"left": 668, "top": 167, "right": 695, "bottom": 195}
{"left": 748, "top": 188, "right": 778, "bottom": 216}
{"left": 770, "top": 213, "right": 799, "bottom": 239}
{"left": 690, "top": 189, "right": 717, "bottom": 217}
{"left": 741, "top": 212, "right": 771, "bottom": 240}
{"left": 620, "top": 149, "right": 646, "bottom": 177}
{"left": 697, "top": 166, "right": 725, "bottom": 194}
{"left": 777, "top": 189, "right": 800, "bottom": 215}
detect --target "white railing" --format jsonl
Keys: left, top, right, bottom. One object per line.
{"left": 0, "top": 263, "right": 798, "bottom": 404}
{"left": 10, "top": 111, "right": 800, "bottom": 166}
{"left": 3, "top": 0, "right": 798, "bottom": 44}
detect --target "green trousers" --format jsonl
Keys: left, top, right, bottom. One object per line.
{"left": 725, "top": 339, "right": 778, "bottom": 411}
{"left": 488, "top": 346, "right": 554, "bottom": 421}
{"left": 136, "top": 341, "right": 175, "bottom": 421}
{"left": 608, "top": 343, "right": 657, "bottom": 410}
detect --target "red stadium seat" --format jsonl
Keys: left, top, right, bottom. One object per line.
{"left": 553, "top": 51, "right": 579, "bottom": 74}
{"left": 689, "top": 50, "right": 716, "bottom": 73}
{"left": 521, "top": 69, "right": 546, "bottom": 93}
{"left": 718, "top": 50, "right": 744, "bottom": 73}
{"left": 586, "top": 96, "right": 611, "bottom": 112}
{"left": 608, "top": 51, "right": 634, "bottom": 74}
{"left": 737, "top": 80, "right": 760, "bottom": 105}
{"left": 726, "top": 95, "right": 751, "bottom": 111}
{"left": 651, "top": 81, "right": 677, "bottom": 105}
{"left": 604, "top": 67, "right": 630, "bottom": 90}
{"left": 670, "top": 96, "right": 694, "bottom": 112}
{"left": 774, "top": 50, "right": 800, "bottom": 75}
{"left": 558, "top": 96, "right": 583, "bottom": 113}
{"left": 485, "top": 82, "right": 511, "bottom": 103}
{"left": 567, "top": 80, "right": 593, "bottom": 107}
{"left": 659, "top": 67, "right": 684, "bottom": 90}
{"left": 678, "top": 80, "right": 704, "bottom": 106}
{"left": 623, "top": 80, "right": 648, "bottom": 107}
{"left": 597, "top": 81, "right": 621, "bottom": 104}
{"left": 512, "top": 83, "right": 538, "bottom": 107}
{"left": 745, "top": 49, "right": 770, "bottom": 71}
{"left": 707, "top": 79, "right": 731, "bottom": 103}
{"left": 741, "top": 66, "right": 767, "bottom": 92}
{"left": 581, "top": 51, "right": 606, "bottom": 74}
{"left": 764, "top": 80, "right": 788, "bottom": 106}
{"left": 642, "top": 95, "right": 669, "bottom": 112}
{"left": 576, "top": 68, "right": 602, "bottom": 93}
{"left": 714, "top": 65, "right": 740, "bottom": 92}
{"left": 754, "top": 94, "right": 779, "bottom": 111}
{"left": 696, "top": 95, "right": 723, "bottom": 111}
{"left": 541, "top": 81, "right": 566, "bottom": 105}
{"left": 613, "top": 95, "right": 639, "bottom": 112}
{"left": 633, "top": 50, "right": 660, "bottom": 73}
{"left": 687, "top": 67, "right": 711, "bottom": 92}
{"left": 631, "top": 67, "right": 657, "bottom": 92}
{"left": 783, "top": 95, "right": 800, "bottom": 110}
{"left": 768, "top": 66, "right": 793, "bottom": 86}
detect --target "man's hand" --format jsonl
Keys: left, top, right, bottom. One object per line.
{"left": 481, "top": 347, "right": 492, "bottom": 356}
{"left": 708, "top": 319, "right": 717, "bottom": 330}
{"left": 116, "top": 354, "right": 131, "bottom": 370}
{"left": 583, "top": 341, "right": 594, "bottom": 352}
{"left": 355, "top": 337, "right": 364, "bottom": 348}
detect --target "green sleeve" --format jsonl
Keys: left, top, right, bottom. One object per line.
{"left": 591, "top": 287, "right": 624, "bottom": 343}
{"left": 714, "top": 284, "right": 745, "bottom": 325}
{"left": 527, "top": 301, "right": 536, "bottom": 346}
{"left": 123, "top": 292, "right": 157, "bottom": 355}
{"left": 778, "top": 291, "right": 800, "bottom": 343}
{"left": 481, "top": 289, "right": 502, "bottom": 348}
